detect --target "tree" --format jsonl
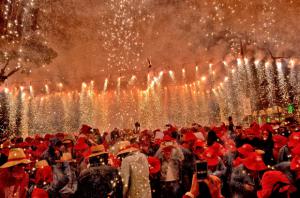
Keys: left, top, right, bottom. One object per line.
{"left": 0, "top": 0, "right": 57, "bottom": 84}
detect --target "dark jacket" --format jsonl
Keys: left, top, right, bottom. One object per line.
{"left": 74, "top": 165, "right": 122, "bottom": 198}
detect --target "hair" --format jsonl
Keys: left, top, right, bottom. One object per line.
{"left": 207, "top": 130, "right": 218, "bottom": 146}
{"left": 196, "top": 181, "right": 212, "bottom": 198}
{"left": 89, "top": 153, "right": 109, "bottom": 166}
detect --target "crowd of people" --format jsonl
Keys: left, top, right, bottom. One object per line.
{"left": 0, "top": 117, "right": 300, "bottom": 198}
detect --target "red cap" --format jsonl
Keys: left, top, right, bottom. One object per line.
{"left": 243, "top": 152, "right": 267, "bottom": 171}
{"left": 257, "top": 171, "right": 292, "bottom": 198}
{"left": 148, "top": 156, "right": 161, "bottom": 174}
{"left": 237, "top": 144, "right": 254, "bottom": 156}
{"left": 31, "top": 188, "right": 49, "bottom": 198}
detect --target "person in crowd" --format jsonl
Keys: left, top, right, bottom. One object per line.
{"left": 0, "top": 148, "right": 31, "bottom": 198}
{"left": 230, "top": 152, "right": 268, "bottom": 198}
{"left": 49, "top": 152, "right": 77, "bottom": 198}
{"left": 118, "top": 141, "right": 152, "bottom": 198}
{"left": 278, "top": 132, "right": 300, "bottom": 163}
{"left": 258, "top": 130, "right": 275, "bottom": 166}
{"left": 75, "top": 144, "right": 122, "bottom": 198}
{"left": 257, "top": 170, "right": 294, "bottom": 198}
{"left": 155, "top": 135, "right": 184, "bottom": 198}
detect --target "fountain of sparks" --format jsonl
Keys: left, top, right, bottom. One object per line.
{"left": 1, "top": 56, "right": 300, "bottom": 136}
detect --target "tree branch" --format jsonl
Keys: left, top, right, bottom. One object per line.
{"left": 0, "top": 59, "right": 10, "bottom": 76}
{"left": 6, "top": 67, "right": 21, "bottom": 78}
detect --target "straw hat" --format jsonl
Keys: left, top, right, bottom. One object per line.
{"left": 117, "top": 141, "right": 139, "bottom": 156}
{"left": 0, "top": 148, "right": 31, "bottom": 168}
{"left": 62, "top": 134, "right": 75, "bottom": 144}
{"left": 35, "top": 160, "right": 49, "bottom": 169}
{"left": 55, "top": 152, "right": 76, "bottom": 163}
{"left": 89, "top": 144, "right": 108, "bottom": 158}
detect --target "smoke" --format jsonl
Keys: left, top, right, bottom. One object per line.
{"left": 8, "top": 0, "right": 300, "bottom": 91}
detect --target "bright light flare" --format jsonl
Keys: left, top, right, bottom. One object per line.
{"left": 104, "top": 78, "right": 108, "bottom": 91}
{"left": 201, "top": 76, "right": 206, "bottom": 81}
{"left": 168, "top": 70, "right": 175, "bottom": 81}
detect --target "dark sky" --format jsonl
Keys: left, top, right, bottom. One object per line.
{"left": 9, "top": 0, "right": 300, "bottom": 91}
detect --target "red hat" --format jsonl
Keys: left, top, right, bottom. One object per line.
{"left": 237, "top": 144, "right": 254, "bottom": 156}
{"left": 183, "top": 132, "right": 197, "bottom": 142}
{"left": 288, "top": 132, "right": 300, "bottom": 148}
{"left": 74, "top": 141, "right": 89, "bottom": 151}
{"left": 243, "top": 152, "right": 267, "bottom": 171}
{"left": 245, "top": 128, "right": 260, "bottom": 137}
{"left": 233, "top": 157, "right": 243, "bottom": 167}
{"left": 260, "top": 123, "right": 275, "bottom": 133}
{"left": 55, "top": 133, "right": 65, "bottom": 140}
{"left": 148, "top": 156, "right": 161, "bottom": 174}
{"left": 31, "top": 188, "right": 49, "bottom": 198}
{"left": 211, "top": 142, "right": 225, "bottom": 157}
{"left": 25, "top": 137, "right": 34, "bottom": 143}
{"left": 194, "top": 140, "right": 205, "bottom": 148}
{"left": 273, "top": 135, "right": 288, "bottom": 149}
{"left": 257, "top": 171, "right": 292, "bottom": 198}
{"left": 80, "top": 124, "right": 92, "bottom": 134}
{"left": 162, "top": 135, "right": 174, "bottom": 142}
{"left": 16, "top": 142, "right": 30, "bottom": 148}
{"left": 291, "top": 155, "right": 300, "bottom": 171}
{"left": 292, "top": 144, "right": 300, "bottom": 157}
{"left": 44, "top": 134, "right": 54, "bottom": 141}
{"left": 35, "top": 165, "right": 53, "bottom": 184}
{"left": 35, "top": 135, "right": 44, "bottom": 141}
{"left": 202, "top": 147, "right": 219, "bottom": 167}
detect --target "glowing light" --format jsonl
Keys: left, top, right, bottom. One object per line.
{"left": 276, "top": 61, "right": 282, "bottom": 69}
{"left": 82, "top": 82, "right": 87, "bottom": 89}
{"left": 232, "top": 69, "right": 235, "bottom": 73}
{"left": 168, "top": 70, "right": 175, "bottom": 81}
{"left": 254, "top": 60, "right": 260, "bottom": 66}
{"left": 159, "top": 71, "right": 164, "bottom": 77}
{"left": 58, "top": 83, "right": 63, "bottom": 89}
{"left": 45, "top": 85, "right": 49, "bottom": 94}
{"left": 4, "top": 87, "right": 9, "bottom": 93}
{"left": 104, "top": 78, "right": 108, "bottom": 91}
{"left": 289, "top": 59, "right": 295, "bottom": 68}
{"left": 20, "top": 86, "right": 24, "bottom": 92}
{"left": 224, "top": 76, "right": 229, "bottom": 81}
{"left": 237, "top": 58, "right": 242, "bottom": 66}
{"left": 244, "top": 58, "right": 249, "bottom": 65}
{"left": 201, "top": 76, "right": 206, "bottom": 81}
{"left": 223, "top": 61, "right": 228, "bottom": 67}
{"left": 128, "top": 75, "right": 137, "bottom": 85}
{"left": 209, "top": 63, "right": 213, "bottom": 68}
{"left": 29, "top": 86, "right": 34, "bottom": 95}
{"left": 195, "top": 66, "right": 199, "bottom": 72}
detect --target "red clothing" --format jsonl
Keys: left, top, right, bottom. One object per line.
{"left": 0, "top": 169, "right": 29, "bottom": 198}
